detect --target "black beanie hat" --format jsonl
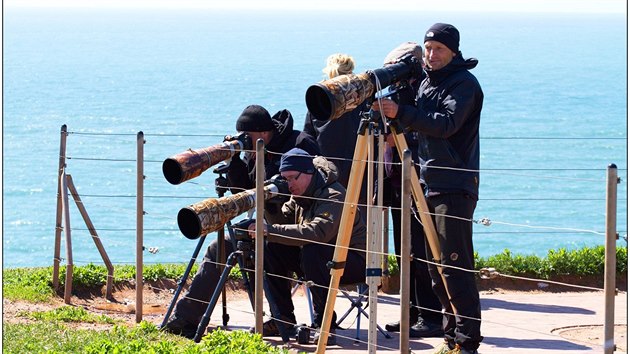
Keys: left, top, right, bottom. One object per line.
{"left": 424, "top": 23, "right": 460, "bottom": 54}
{"left": 235, "top": 105, "right": 275, "bottom": 132}
{"left": 279, "top": 148, "right": 315, "bottom": 174}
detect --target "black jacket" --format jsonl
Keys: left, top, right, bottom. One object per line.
{"left": 303, "top": 102, "right": 366, "bottom": 189}
{"left": 396, "top": 54, "right": 483, "bottom": 198}
{"left": 227, "top": 109, "right": 320, "bottom": 192}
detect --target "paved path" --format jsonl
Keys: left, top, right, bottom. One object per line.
{"left": 193, "top": 289, "right": 627, "bottom": 353}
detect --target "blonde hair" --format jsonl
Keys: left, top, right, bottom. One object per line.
{"left": 322, "top": 53, "right": 355, "bottom": 79}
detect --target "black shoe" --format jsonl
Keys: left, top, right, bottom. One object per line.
{"left": 385, "top": 320, "right": 401, "bottom": 332}
{"left": 161, "top": 316, "right": 198, "bottom": 339}
{"left": 410, "top": 320, "right": 444, "bottom": 338}
{"left": 313, "top": 327, "right": 337, "bottom": 346}
{"left": 250, "top": 319, "right": 297, "bottom": 338}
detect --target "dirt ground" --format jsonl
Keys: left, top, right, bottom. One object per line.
{"left": 2, "top": 277, "right": 627, "bottom": 352}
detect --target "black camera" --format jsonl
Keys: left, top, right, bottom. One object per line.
{"left": 223, "top": 131, "right": 253, "bottom": 152}
{"left": 230, "top": 219, "right": 255, "bottom": 242}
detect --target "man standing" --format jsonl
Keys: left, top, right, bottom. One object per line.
{"left": 380, "top": 41, "right": 444, "bottom": 339}
{"left": 373, "top": 23, "right": 483, "bottom": 354}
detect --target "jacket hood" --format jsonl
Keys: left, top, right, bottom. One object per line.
{"left": 313, "top": 156, "right": 338, "bottom": 186}
{"left": 268, "top": 109, "right": 294, "bottom": 150}
{"left": 295, "top": 156, "right": 339, "bottom": 208}
{"left": 426, "top": 53, "right": 478, "bottom": 83}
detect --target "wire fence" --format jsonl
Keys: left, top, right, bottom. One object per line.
{"left": 50, "top": 127, "right": 627, "bottom": 352}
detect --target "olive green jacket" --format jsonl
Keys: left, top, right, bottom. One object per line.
{"left": 266, "top": 156, "right": 366, "bottom": 257}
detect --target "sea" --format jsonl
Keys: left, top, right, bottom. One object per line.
{"left": 3, "top": 7, "right": 627, "bottom": 268}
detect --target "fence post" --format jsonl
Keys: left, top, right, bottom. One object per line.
{"left": 603, "top": 163, "right": 618, "bottom": 354}
{"left": 399, "top": 149, "right": 412, "bottom": 354}
{"left": 65, "top": 175, "right": 115, "bottom": 299}
{"left": 53, "top": 124, "right": 68, "bottom": 290}
{"left": 60, "top": 170, "right": 73, "bottom": 304}
{"left": 136, "top": 132, "right": 145, "bottom": 323}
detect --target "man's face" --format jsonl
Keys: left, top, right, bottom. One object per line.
{"left": 281, "top": 170, "right": 312, "bottom": 196}
{"left": 423, "top": 40, "right": 455, "bottom": 71}
{"left": 245, "top": 131, "right": 273, "bottom": 146}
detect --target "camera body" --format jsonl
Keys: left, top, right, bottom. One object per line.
{"left": 223, "top": 131, "right": 253, "bottom": 152}
{"left": 230, "top": 218, "right": 255, "bottom": 242}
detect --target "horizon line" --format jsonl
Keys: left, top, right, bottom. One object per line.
{"left": 4, "top": 0, "right": 627, "bottom": 14}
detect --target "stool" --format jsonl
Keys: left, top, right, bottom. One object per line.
{"left": 291, "top": 277, "right": 314, "bottom": 325}
{"left": 336, "top": 283, "right": 392, "bottom": 340}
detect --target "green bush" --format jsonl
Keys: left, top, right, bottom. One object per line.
{"left": 4, "top": 246, "right": 626, "bottom": 303}
{"left": 475, "top": 245, "right": 627, "bottom": 279}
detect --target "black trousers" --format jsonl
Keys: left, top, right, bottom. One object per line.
{"left": 264, "top": 242, "right": 366, "bottom": 327}
{"left": 173, "top": 235, "right": 239, "bottom": 326}
{"left": 426, "top": 193, "right": 482, "bottom": 351}
{"left": 390, "top": 187, "right": 443, "bottom": 325}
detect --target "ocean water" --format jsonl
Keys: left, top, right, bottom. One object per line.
{"left": 3, "top": 8, "right": 627, "bottom": 268}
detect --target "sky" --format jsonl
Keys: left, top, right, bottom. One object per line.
{"left": 3, "top": 0, "right": 627, "bottom": 13}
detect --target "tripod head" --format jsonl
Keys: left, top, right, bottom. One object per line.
{"left": 213, "top": 162, "right": 231, "bottom": 197}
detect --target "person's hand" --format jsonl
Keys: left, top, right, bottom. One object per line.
{"left": 247, "top": 223, "right": 267, "bottom": 238}
{"left": 371, "top": 99, "right": 399, "bottom": 119}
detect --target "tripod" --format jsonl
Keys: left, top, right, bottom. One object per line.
{"left": 160, "top": 167, "right": 256, "bottom": 332}
{"left": 162, "top": 166, "right": 295, "bottom": 343}
{"left": 315, "top": 111, "right": 448, "bottom": 353}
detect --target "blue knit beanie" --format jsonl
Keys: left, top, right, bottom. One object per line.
{"left": 279, "top": 148, "right": 315, "bottom": 174}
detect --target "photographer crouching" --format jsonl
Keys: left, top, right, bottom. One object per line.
{"left": 247, "top": 148, "right": 367, "bottom": 346}
{"left": 162, "top": 105, "right": 319, "bottom": 338}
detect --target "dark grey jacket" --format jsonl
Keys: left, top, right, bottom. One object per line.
{"left": 396, "top": 54, "right": 483, "bottom": 199}
{"left": 266, "top": 156, "right": 366, "bottom": 257}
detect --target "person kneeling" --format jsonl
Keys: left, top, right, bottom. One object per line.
{"left": 248, "top": 148, "right": 367, "bottom": 346}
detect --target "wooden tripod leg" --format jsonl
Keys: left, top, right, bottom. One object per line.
{"left": 389, "top": 126, "right": 441, "bottom": 261}
{"left": 315, "top": 132, "right": 369, "bottom": 353}
{"left": 389, "top": 126, "right": 459, "bottom": 316}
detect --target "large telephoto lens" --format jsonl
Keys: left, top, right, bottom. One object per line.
{"left": 162, "top": 139, "right": 245, "bottom": 185}
{"left": 305, "top": 56, "right": 420, "bottom": 121}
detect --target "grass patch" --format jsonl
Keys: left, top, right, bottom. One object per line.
{"left": 3, "top": 267, "right": 56, "bottom": 302}
{"left": 3, "top": 321, "right": 290, "bottom": 354}
{"left": 19, "top": 305, "right": 117, "bottom": 324}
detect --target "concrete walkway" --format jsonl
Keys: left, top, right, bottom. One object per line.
{"left": 196, "top": 289, "right": 627, "bottom": 353}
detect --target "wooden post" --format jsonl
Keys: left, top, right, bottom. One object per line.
{"left": 136, "top": 132, "right": 145, "bottom": 323}
{"left": 316, "top": 130, "right": 369, "bottom": 353}
{"left": 603, "top": 164, "right": 618, "bottom": 354}
{"left": 399, "top": 149, "right": 412, "bottom": 354}
{"left": 60, "top": 170, "right": 73, "bottom": 304}
{"left": 382, "top": 208, "right": 389, "bottom": 275}
{"left": 254, "top": 139, "right": 265, "bottom": 334}
{"left": 53, "top": 124, "right": 68, "bottom": 290}
{"left": 365, "top": 124, "right": 381, "bottom": 353}
{"left": 66, "top": 175, "right": 115, "bottom": 299}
